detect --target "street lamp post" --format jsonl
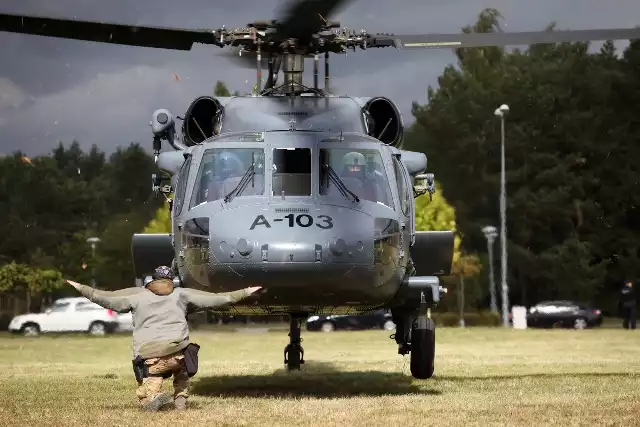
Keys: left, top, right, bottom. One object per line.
{"left": 87, "top": 237, "right": 101, "bottom": 289}
{"left": 494, "top": 104, "right": 510, "bottom": 327}
{"left": 481, "top": 225, "right": 498, "bottom": 314}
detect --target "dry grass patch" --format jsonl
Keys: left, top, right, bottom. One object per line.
{"left": 1, "top": 327, "right": 639, "bottom": 426}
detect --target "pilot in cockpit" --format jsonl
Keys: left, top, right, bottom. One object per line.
{"left": 217, "top": 151, "right": 245, "bottom": 180}
{"left": 340, "top": 152, "right": 378, "bottom": 202}
{"left": 201, "top": 151, "right": 245, "bottom": 203}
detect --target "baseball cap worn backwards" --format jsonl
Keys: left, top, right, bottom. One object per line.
{"left": 151, "top": 266, "right": 175, "bottom": 281}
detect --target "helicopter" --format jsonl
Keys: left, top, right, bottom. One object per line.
{"left": 1, "top": 0, "right": 639, "bottom": 380}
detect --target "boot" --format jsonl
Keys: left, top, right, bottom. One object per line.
{"left": 142, "top": 393, "right": 172, "bottom": 411}
{"left": 174, "top": 396, "right": 187, "bottom": 411}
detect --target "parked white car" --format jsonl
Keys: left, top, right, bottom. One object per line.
{"left": 8, "top": 296, "right": 133, "bottom": 336}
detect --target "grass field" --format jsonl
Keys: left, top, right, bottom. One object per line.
{"left": 1, "top": 327, "right": 640, "bottom": 426}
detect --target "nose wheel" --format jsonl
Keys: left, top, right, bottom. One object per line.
{"left": 409, "top": 315, "right": 436, "bottom": 379}
{"left": 390, "top": 288, "right": 440, "bottom": 380}
{"left": 284, "top": 315, "right": 305, "bottom": 370}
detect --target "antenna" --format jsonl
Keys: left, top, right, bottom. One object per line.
{"left": 255, "top": 35, "right": 262, "bottom": 94}
{"left": 313, "top": 53, "right": 319, "bottom": 91}
{"left": 324, "top": 52, "right": 330, "bottom": 94}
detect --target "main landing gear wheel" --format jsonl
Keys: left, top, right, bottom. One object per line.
{"left": 410, "top": 315, "right": 436, "bottom": 380}
{"left": 284, "top": 316, "right": 305, "bottom": 371}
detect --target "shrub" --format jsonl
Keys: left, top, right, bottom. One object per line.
{"left": 435, "top": 312, "right": 459, "bottom": 326}
{"left": 462, "top": 312, "right": 481, "bottom": 326}
{"left": 478, "top": 310, "right": 501, "bottom": 326}
{"left": 431, "top": 311, "right": 501, "bottom": 327}
{"left": 0, "top": 312, "right": 13, "bottom": 331}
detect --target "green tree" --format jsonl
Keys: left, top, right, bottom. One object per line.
{"left": 0, "top": 152, "right": 96, "bottom": 269}
{"left": 214, "top": 80, "right": 241, "bottom": 96}
{"left": 103, "top": 143, "right": 163, "bottom": 220}
{"left": 214, "top": 81, "right": 231, "bottom": 97}
{"left": 94, "top": 211, "right": 152, "bottom": 289}
{"left": 405, "top": 8, "right": 638, "bottom": 309}
{"left": 0, "top": 262, "right": 65, "bottom": 313}
{"left": 415, "top": 186, "right": 480, "bottom": 278}
{"left": 415, "top": 186, "right": 482, "bottom": 311}
{"left": 31, "top": 268, "right": 66, "bottom": 293}
{"left": 143, "top": 201, "right": 172, "bottom": 234}
{"left": 0, "top": 141, "right": 163, "bottom": 305}
{"left": 0, "top": 262, "right": 34, "bottom": 313}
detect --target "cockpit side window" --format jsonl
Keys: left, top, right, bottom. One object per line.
{"left": 272, "top": 148, "right": 311, "bottom": 196}
{"left": 189, "top": 148, "right": 265, "bottom": 209}
{"left": 318, "top": 148, "right": 393, "bottom": 207}
{"left": 392, "top": 156, "right": 410, "bottom": 217}
{"left": 173, "top": 155, "right": 192, "bottom": 216}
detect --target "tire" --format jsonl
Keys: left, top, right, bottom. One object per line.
{"left": 320, "top": 321, "right": 334, "bottom": 332}
{"left": 573, "top": 317, "right": 588, "bottom": 330}
{"left": 21, "top": 323, "right": 40, "bottom": 337}
{"left": 88, "top": 321, "right": 107, "bottom": 336}
{"left": 285, "top": 345, "right": 302, "bottom": 371}
{"left": 410, "top": 317, "right": 435, "bottom": 380}
{"left": 382, "top": 319, "right": 396, "bottom": 331}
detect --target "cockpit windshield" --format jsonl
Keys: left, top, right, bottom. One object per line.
{"left": 190, "top": 148, "right": 265, "bottom": 208}
{"left": 318, "top": 148, "right": 393, "bottom": 207}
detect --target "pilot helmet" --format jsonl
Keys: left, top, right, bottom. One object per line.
{"left": 341, "top": 151, "right": 367, "bottom": 177}
{"left": 201, "top": 158, "right": 215, "bottom": 179}
{"left": 217, "top": 151, "right": 244, "bottom": 178}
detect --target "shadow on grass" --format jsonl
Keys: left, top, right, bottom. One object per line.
{"left": 191, "top": 361, "right": 440, "bottom": 398}
{"left": 436, "top": 372, "right": 639, "bottom": 382}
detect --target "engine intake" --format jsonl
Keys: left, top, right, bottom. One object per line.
{"left": 182, "top": 96, "right": 223, "bottom": 146}
{"left": 363, "top": 97, "right": 404, "bottom": 147}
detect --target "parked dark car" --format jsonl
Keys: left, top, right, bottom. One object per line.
{"left": 305, "top": 309, "right": 395, "bottom": 332}
{"left": 526, "top": 300, "right": 602, "bottom": 329}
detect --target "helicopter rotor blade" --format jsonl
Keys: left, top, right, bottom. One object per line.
{"left": 275, "top": 0, "right": 348, "bottom": 40}
{"left": 376, "top": 27, "right": 640, "bottom": 50}
{"left": 0, "top": 12, "right": 222, "bottom": 50}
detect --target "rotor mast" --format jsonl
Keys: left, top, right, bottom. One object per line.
{"left": 258, "top": 49, "right": 332, "bottom": 96}
{"left": 282, "top": 54, "right": 304, "bottom": 93}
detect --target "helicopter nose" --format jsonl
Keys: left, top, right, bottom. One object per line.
{"left": 208, "top": 206, "right": 375, "bottom": 265}
{"left": 217, "top": 234, "right": 369, "bottom": 264}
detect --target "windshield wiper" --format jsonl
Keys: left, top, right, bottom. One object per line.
{"left": 322, "top": 164, "right": 359, "bottom": 203}
{"left": 224, "top": 162, "right": 256, "bottom": 203}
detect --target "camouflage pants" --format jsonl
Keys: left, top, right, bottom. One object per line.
{"left": 135, "top": 351, "right": 189, "bottom": 405}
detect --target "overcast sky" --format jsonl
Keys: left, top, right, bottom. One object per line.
{"left": 1, "top": 0, "right": 639, "bottom": 157}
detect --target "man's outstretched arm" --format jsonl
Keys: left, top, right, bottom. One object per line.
{"left": 182, "top": 286, "right": 263, "bottom": 311}
{"left": 66, "top": 280, "right": 136, "bottom": 313}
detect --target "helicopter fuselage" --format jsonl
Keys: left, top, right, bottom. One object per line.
{"left": 175, "top": 131, "right": 409, "bottom": 316}
{"left": 131, "top": 94, "right": 454, "bottom": 318}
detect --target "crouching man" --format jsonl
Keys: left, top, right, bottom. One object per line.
{"left": 66, "top": 266, "right": 262, "bottom": 411}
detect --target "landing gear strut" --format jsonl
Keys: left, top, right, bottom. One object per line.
{"left": 391, "top": 284, "right": 443, "bottom": 380}
{"left": 284, "top": 315, "right": 305, "bottom": 370}
{"left": 392, "top": 308, "right": 435, "bottom": 379}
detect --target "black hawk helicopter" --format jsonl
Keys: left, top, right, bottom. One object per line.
{"left": 1, "top": 0, "right": 639, "bottom": 380}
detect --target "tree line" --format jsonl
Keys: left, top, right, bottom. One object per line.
{"left": 0, "top": 80, "right": 239, "bottom": 322}
{"left": 0, "top": 141, "right": 163, "bottom": 318}
{"left": 405, "top": 9, "right": 640, "bottom": 313}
